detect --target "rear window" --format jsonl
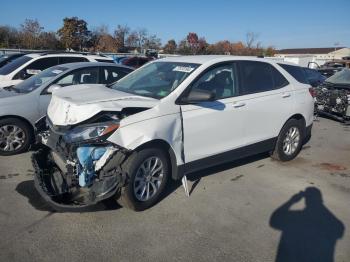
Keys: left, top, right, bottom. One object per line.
{"left": 278, "top": 63, "right": 308, "bottom": 84}
{"left": 0, "top": 55, "right": 32, "bottom": 75}
{"left": 59, "top": 57, "right": 89, "bottom": 64}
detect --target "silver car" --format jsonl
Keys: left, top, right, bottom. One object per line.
{"left": 0, "top": 62, "right": 133, "bottom": 155}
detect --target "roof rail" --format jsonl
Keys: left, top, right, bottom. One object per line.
{"left": 37, "top": 51, "right": 109, "bottom": 57}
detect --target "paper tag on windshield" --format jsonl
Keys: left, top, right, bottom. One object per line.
{"left": 26, "top": 69, "right": 41, "bottom": 75}
{"left": 52, "top": 69, "right": 63, "bottom": 74}
{"left": 173, "top": 66, "right": 195, "bottom": 73}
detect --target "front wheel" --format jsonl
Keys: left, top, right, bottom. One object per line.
{"left": 117, "top": 148, "right": 170, "bottom": 211}
{"left": 271, "top": 119, "right": 305, "bottom": 162}
{"left": 0, "top": 118, "right": 33, "bottom": 156}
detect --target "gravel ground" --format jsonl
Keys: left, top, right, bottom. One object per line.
{"left": 0, "top": 117, "right": 349, "bottom": 262}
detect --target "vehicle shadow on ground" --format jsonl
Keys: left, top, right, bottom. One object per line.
{"left": 16, "top": 180, "right": 121, "bottom": 213}
{"left": 160, "top": 152, "right": 270, "bottom": 201}
{"left": 269, "top": 187, "right": 345, "bottom": 262}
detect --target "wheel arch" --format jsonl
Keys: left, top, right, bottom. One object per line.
{"left": 133, "top": 139, "right": 182, "bottom": 181}
{"left": 0, "top": 115, "right": 35, "bottom": 139}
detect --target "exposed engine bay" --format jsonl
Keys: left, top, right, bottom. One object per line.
{"left": 314, "top": 85, "right": 350, "bottom": 123}
{"left": 32, "top": 109, "right": 146, "bottom": 210}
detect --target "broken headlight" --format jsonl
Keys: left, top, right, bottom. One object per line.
{"left": 64, "top": 122, "right": 119, "bottom": 143}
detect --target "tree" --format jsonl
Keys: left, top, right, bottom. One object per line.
{"left": 163, "top": 39, "right": 177, "bottom": 54}
{"left": 57, "top": 17, "right": 90, "bottom": 51}
{"left": 126, "top": 31, "right": 138, "bottom": 49}
{"left": 114, "top": 25, "right": 130, "bottom": 52}
{"left": 20, "top": 19, "right": 43, "bottom": 49}
{"left": 38, "top": 32, "right": 62, "bottom": 50}
{"left": 135, "top": 28, "right": 148, "bottom": 52}
{"left": 0, "top": 26, "right": 19, "bottom": 48}
{"left": 246, "top": 31, "right": 259, "bottom": 49}
{"left": 144, "top": 34, "right": 161, "bottom": 50}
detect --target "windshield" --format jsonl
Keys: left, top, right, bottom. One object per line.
{"left": 325, "top": 69, "right": 350, "bottom": 86}
{"left": 0, "top": 55, "right": 32, "bottom": 75}
{"left": 111, "top": 61, "right": 200, "bottom": 99}
{"left": 14, "top": 66, "right": 69, "bottom": 93}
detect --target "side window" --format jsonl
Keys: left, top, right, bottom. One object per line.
{"left": 24, "top": 57, "right": 59, "bottom": 75}
{"left": 96, "top": 59, "right": 114, "bottom": 63}
{"left": 190, "top": 63, "right": 238, "bottom": 100}
{"left": 59, "top": 57, "right": 89, "bottom": 64}
{"left": 54, "top": 67, "right": 99, "bottom": 87}
{"left": 270, "top": 65, "right": 289, "bottom": 89}
{"left": 102, "top": 67, "right": 128, "bottom": 84}
{"left": 278, "top": 63, "right": 308, "bottom": 84}
{"left": 239, "top": 61, "right": 275, "bottom": 94}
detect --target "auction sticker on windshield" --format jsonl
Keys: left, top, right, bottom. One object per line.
{"left": 173, "top": 66, "right": 195, "bottom": 73}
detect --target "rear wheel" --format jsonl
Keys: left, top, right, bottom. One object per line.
{"left": 0, "top": 118, "right": 33, "bottom": 156}
{"left": 117, "top": 147, "right": 170, "bottom": 211}
{"left": 272, "top": 119, "right": 304, "bottom": 162}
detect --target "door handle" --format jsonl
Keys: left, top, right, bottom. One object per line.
{"left": 233, "top": 102, "right": 246, "bottom": 108}
{"left": 282, "top": 93, "right": 291, "bottom": 98}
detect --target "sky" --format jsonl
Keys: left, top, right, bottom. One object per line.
{"left": 0, "top": 0, "right": 349, "bottom": 49}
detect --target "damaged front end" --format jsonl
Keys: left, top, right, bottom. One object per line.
{"left": 32, "top": 113, "right": 129, "bottom": 211}
{"left": 315, "top": 85, "right": 350, "bottom": 123}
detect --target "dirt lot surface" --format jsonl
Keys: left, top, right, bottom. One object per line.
{"left": 0, "top": 118, "right": 349, "bottom": 262}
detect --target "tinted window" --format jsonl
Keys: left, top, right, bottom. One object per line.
{"left": 270, "top": 65, "right": 289, "bottom": 89}
{"left": 54, "top": 67, "right": 99, "bottom": 86}
{"left": 191, "top": 63, "right": 238, "bottom": 99}
{"left": 239, "top": 61, "right": 275, "bottom": 94}
{"left": 123, "top": 58, "right": 138, "bottom": 67}
{"left": 59, "top": 57, "right": 89, "bottom": 64}
{"left": 102, "top": 67, "right": 129, "bottom": 84}
{"left": 96, "top": 59, "right": 114, "bottom": 63}
{"left": 25, "top": 57, "right": 59, "bottom": 72}
{"left": 0, "top": 55, "right": 32, "bottom": 75}
{"left": 278, "top": 63, "right": 308, "bottom": 84}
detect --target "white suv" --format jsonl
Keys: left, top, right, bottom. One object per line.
{"left": 0, "top": 52, "right": 114, "bottom": 88}
{"left": 32, "top": 55, "right": 314, "bottom": 211}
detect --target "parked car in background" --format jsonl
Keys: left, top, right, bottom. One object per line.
{"left": 314, "top": 68, "right": 350, "bottom": 123}
{"left": 0, "top": 62, "right": 132, "bottom": 155}
{"left": 304, "top": 67, "right": 326, "bottom": 87}
{"left": 0, "top": 52, "right": 114, "bottom": 89}
{"left": 115, "top": 56, "right": 128, "bottom": 64}
{"left": 122, "top": 56, "right": 153, "bottom": 68}
{"left": 32, "top": 56, "right": 314, "bottom": 211}
{"left": 0, "top": 53, "right": 26, "bottom": 68}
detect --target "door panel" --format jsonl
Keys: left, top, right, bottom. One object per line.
{"left": 181, "top": 62, "right": 244, "bottom": 163}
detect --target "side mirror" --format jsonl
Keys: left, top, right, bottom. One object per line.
{"left": 180, "top": 89, "right": 216, "bottom": 104}
{"left": 47, "top": 84, "right": 62, "bottom": 94}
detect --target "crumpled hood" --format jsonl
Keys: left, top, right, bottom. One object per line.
{"left": 48, "top": 84, "right": 160, "bottom": 126}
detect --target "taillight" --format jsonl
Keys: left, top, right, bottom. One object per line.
{"left": 309, "top": 87, "right": 316, "bottom": 98}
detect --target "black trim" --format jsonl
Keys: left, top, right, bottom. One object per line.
{"left": 303, "top": 124, "right": 313, "bottom": 144}
{"left": 180, "top": 137, "right": 277, "bottom": 176}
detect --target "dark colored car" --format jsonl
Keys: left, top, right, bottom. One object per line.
{"left": 122, "top": 56, "right": 153, "bottom": 69}
{"left": 0, "top": 53, "right": 25, "bottom": 68}
{"left": 304, "top": 67, "right": 326, "bottom": 87}
{"left": 314, "top": 69, "right": 350, "bottom": 123}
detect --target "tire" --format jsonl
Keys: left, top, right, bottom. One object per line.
{"left": 117, "top": 147, "right": 170, "bottom": 211}
{"left": 0, "top": 118, "right": 33, "bottom": 156}
{"left": 271, "top": 119, "right": 305, "bottom": 162}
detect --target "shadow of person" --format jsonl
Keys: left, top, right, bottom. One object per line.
{"left": 270, "top": 187, "right": 345, "bottom": 262}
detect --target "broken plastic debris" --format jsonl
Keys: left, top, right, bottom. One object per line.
{"left": 182, "top": 175, "right": 190, "bottom": 197}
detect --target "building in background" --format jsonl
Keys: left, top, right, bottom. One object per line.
{"left": 274, "top": 47, "right": 350, "bottom": 68}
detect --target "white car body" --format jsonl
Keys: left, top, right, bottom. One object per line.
{"left": 34, "top": 55, "right": 314, "bottom": 210}
{"left": 0, "top": 53, "right": 114, "bottom": 88}
{"left": 48, "top": 55, "right": 314, "bottom": 167}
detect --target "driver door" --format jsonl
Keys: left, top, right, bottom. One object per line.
{"left": 180, "top": 62, "right": 246, "bottom": 168}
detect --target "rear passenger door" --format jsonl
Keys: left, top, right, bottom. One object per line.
{"left": 236, "top": 61, "right": 294, "bottom": 145}
{"left": 21, "top": 57, "right": 59, "bottom": 79}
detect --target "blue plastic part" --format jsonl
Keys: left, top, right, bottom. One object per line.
{"left": 76, "top": 147, "right": 107, "bottom": 187}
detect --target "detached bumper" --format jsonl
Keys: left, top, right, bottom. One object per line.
{"left": 32, "top": 148, "right": 122, "bottom": 212}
